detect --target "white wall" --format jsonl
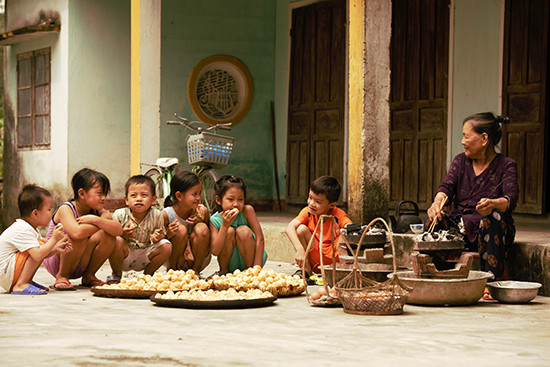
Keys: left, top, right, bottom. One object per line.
{"left": 67, "top": 0, "right": 130, "bottom": 199}
{"left": 5, "top": 0, "right": 70, "bottom": 196}
{"left": 450, "top": 0, "right": 502, "bottom": 159}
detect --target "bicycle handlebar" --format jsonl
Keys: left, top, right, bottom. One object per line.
{"left": 166, "top": 113, "right": 232, "bottom": 133}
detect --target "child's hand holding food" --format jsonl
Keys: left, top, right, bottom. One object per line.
{"left": 123, "top": 222, "right": 137, "bottom": 238}
{"left": 54, "top": 235, "right": 73, "bottom": 255}
{"left": 166, "top": 219, "right": 180, "bottom": 238}
{"left": 150, "top": 229, "right": 164, "bottom": 244}
{"left": 51, "top": 223, "right": 66, "bottom": 242}
{"left": 221, "top": 208, "right": 239, "bottom": 227}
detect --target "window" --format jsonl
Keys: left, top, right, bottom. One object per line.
{"left": 17, "top": 48, "right": 51, "bottom": 149}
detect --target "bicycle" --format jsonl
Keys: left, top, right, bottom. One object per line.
{"left": 146, "top": 113, "right": 233, "bottom": 211}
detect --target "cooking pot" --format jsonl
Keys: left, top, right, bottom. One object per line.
{"left": 389, "top": 200, "right": 423, "bottom": 233}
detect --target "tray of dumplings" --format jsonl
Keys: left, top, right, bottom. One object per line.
{"left": 91, "top": 269, "right": 212, "bottom": 299}
{"left": 150, "top": 288, "right": 277, "bottom": 309}
{"left": 210, "top": 266, "right": 305, "bottom": 297}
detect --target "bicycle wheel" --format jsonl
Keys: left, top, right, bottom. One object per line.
{"left": 145, "top": 167, "right": 166, "bottom": 208}
{"left": 197, "top": 168, "right": 219, "bottom": 212}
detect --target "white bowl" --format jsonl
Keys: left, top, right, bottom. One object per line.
{"left": 409, "top": 223, "right": 424, "bottom": 234}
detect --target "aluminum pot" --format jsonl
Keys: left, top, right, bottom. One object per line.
{"left": 389, "top": 271, "right": 493, "bottom": 306}
{"left": 486, "top": 281, "right": 542, "bottom": 303}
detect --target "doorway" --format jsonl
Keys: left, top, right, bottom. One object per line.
{"left": 286, "top": 0, "right": 346, "bottom": 205}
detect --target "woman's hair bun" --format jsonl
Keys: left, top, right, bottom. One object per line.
{"left": 496, "top": 115, "right": 510, "bottom": 124}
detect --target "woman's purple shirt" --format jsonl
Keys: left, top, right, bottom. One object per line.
{"left": 437, "top": 153, "right": 519, "bottom": 242}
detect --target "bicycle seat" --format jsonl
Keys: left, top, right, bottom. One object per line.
{"left": 155, "top": 157, "right": 179, "bottom": 168}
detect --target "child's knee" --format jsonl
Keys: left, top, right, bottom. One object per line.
{"left": 151, "top": 242, "right": 172, "bottom": 260}
{"left": 193, "top": 222, "right": 210, "bottom": 240}
{"left": 235, "top": 226, "right": 253, "bottom": 242}
{"left": 296, "top": 225, "right": 311, "bottom": 240}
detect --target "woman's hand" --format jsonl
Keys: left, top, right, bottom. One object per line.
{"left": 476, "top": 198, "right": 495, "bottom": 216}
{"left": 427, "top": 193, "right": 448, "bottom": 223}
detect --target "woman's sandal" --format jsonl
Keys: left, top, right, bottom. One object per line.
{"left": 80, "top": 278, "right": 105, "bottom": 288}
{"left": 53, "top": 280, "right": 76, "bottom": 291}
{"left": 482, "top": 286, "right": 494, "bottom": 301}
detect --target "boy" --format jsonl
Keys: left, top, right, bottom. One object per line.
{"left": 0, "top": 184, "right": 72, "bottom": 295}
{"left": 108, "top": 175, "right": 171, "bottom": 283}
{"left": 285, "top": 176, "right": 352, "bottom": 282}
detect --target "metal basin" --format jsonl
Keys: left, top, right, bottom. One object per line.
{"left": 390, "top": 271, "right": 493, "bottom": 306}
{"left": 486, "top": 281, "right": 542, "bottom": 303}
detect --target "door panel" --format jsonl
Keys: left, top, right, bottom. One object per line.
{"left": 390, "top": 0, "right": 450, "bottom": 209}
{"left": 502, "top": 0, "right": 548, "bottom": 214}
{"left": 286, "top": 0, "right": 346, "bottom": 204}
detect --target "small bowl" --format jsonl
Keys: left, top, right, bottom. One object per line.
{"left": 409, "top": 223, "right": 424, "bottom": 234}
{"left": 486, "top": 281, "right": 542, "bottom": 303}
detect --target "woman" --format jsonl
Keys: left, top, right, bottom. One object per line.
{"left": 426, "top": 112, "right": 519, "bottom": 281}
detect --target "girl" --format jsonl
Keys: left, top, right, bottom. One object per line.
{"left": 209, "top": 175, "right": 267, "bottom": 274}
{"left": 43, "top": 168, "right": 123, "bottom": 290}
{"left": 162, "top": 170, "right": 211, "bottom": 274}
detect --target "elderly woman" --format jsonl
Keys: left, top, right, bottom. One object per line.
{"left": 426, "top": 112, "right": 519, "bottom": 280}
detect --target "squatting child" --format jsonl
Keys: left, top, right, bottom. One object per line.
{"left": 285, "top": 175, "right": 352, "bottom": 282}
{"left": 109, "top": 175, "right": 172, "bottom": 282}
{"left": 0, "top": 185, "right": 72, "bottom": 295}
{"left": 43, "top": 168, "right": 123, "bottom": 290}
{"left": 162, "top": 170, "right": 211, "bottom": 274}
{"left": 209, "top": 175, "right": 267, "bottom": 274}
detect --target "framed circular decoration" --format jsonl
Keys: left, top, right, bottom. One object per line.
{"left": 187, "top": 55, "right": 254, "bottom": 125}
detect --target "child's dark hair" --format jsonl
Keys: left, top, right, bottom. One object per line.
{"left": 124, "top": 175, "right": 156, "bottom": 196}
{"left": 310, "top": 176, "right": 341, "bottom": 203}
{"left": 164, "top": 170, "right": 201, "bottom": 207}
{"left": 71, "top": 168, "right": 111, "bottom": 199}
{"left": 214, "top": 175, "right": 247, "bottom": 212}
{"left": 18, "top": 184, "right": 52, "bottom": 217}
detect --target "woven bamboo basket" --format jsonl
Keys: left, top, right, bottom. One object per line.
{"left": 303, "top": 215, "right": 342, "bottom": 307}
{"left": 335, "top": 218, "right": 412, "bottom": 315}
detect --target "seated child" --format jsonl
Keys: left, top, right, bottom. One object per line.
{"left": 108, "top": 175, "right": 171, "bottom": 282}
{"left": 209, "top": 175, "right": 267, "bottom": 274}
{"left": 162, "top": 170, "right": 211, "bottom": 274}
{"left": 43, "top": 168, "right": 122, "bottom": 290}
{"left": 0, "top": 185, "right": 72, "bottom": 295}
{"left": 285, "top": 176, "right": 352, "bottom": 281}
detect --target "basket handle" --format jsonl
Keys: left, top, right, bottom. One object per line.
{"left": 302, "top": 215, "right": 339, "bottom": 303}
{"left": 350, "top": 218, "right": 397, "bottom": 274}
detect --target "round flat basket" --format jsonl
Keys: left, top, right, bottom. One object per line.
{"left": 150, "top": 294, "right": 277, "bottom": 309}
{"left": 91, "top": 286, "right": 159, "bottom": 299}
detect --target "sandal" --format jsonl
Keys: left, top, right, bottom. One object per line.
{"left": 80, "top": 278, "right": 105, "bottom": 288}
{"left": 293, "top": 269, "right": 315, "bottom": 285}
{"left": 106, "top": 275, "right": 121, "bottom": 284}
{"left": 482, "top": 287, "right": 494, "bottom": 301}
{"left": 53, "top": 280, "right": 76, "bottom": 291}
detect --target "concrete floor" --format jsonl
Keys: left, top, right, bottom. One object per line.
{"left": 1, "top": 259, "right": 549, "bottom": 367}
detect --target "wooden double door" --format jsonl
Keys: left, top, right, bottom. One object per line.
{"left": 286, "top": 0, "right": 346, "bottom": 205}
{"left": 389, "top": 0, "right": 450, "bottom": 210}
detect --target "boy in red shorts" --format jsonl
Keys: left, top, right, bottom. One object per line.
{"left": 285, "top": 176, "right": 352, "bottom": 283}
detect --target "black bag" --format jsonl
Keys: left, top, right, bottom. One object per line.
{"left": 389, "top": 200, "right": 423, "bottom": 233}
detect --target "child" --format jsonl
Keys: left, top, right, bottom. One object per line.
{"left": 162, "top": 170, "right": 211, "bottom": 274}
{"left": 0, "top": 185, "right": 72, "bottom": 295}
{"left": 108, "top": 175, "right": 172, "bottom": 282}
{"left": 43, "top": 168, "right": 123, "bottom": 290}
{"left": 285, "top": 175, "right": 352, "bottom": 281}
{"left": 209, "top": 175, "right": 267, "bottom": 274}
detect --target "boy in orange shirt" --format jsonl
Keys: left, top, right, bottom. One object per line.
{"left": 285, "top": 176, "right": 352, "bottom": 283}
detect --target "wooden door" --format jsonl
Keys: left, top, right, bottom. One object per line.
{"left": 389, "top": 0, "right": 450, "bottom": 210}
{"left": 502, "top": 0, "right": 549, "bottom": 214}
{"left": 286, "top": 0, "right": 346, "bottom": 204}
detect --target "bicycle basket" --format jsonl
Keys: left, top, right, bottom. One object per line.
{"left": 187, "top": 132, "right": 234, "bottom": 169}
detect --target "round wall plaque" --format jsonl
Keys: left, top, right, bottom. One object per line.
{"left": 187, "top": 55, "right": 254, "bottom": 125}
